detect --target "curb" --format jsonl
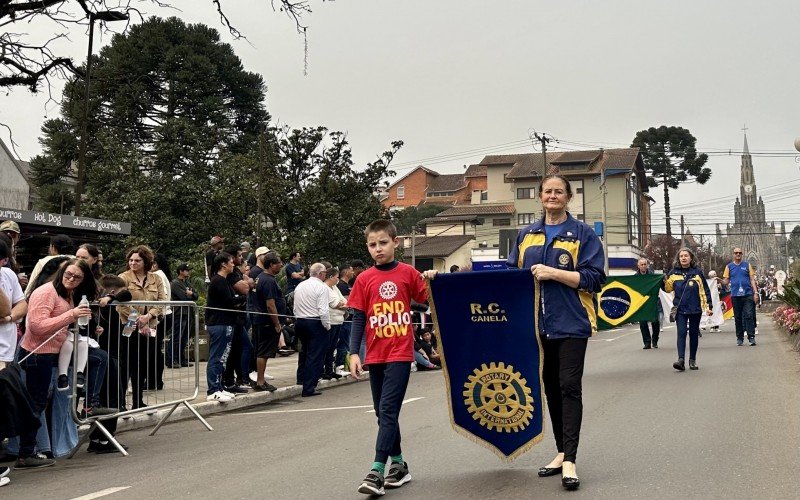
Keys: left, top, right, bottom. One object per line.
{"left": 114, "top": 374, "right": 364, "bottom": 434}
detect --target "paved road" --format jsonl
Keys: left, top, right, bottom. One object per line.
{"left": 6, "top": 314, "right": 800, "bottom": 499}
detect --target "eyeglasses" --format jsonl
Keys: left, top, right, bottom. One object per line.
{"left": 64, "top": 271, "right": 84, "bottom": 282}
{"left": 733, "top": 252, "right": 743, "bottom": 255}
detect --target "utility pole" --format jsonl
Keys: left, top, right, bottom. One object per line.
{"left": 680, "top": 215, "right": 685, "bottom": 248}
{"left": 411, "top": 228, "right": 416, "bottom": 269}
{"left": 534, "top": 132, "right": 551, "bottom": 178}
{"left": 600, "top": 163, "right": 609, "bottom": 274}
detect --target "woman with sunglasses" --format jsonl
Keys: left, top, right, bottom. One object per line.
{"left": 17, "top": 258, "right": 96, "bottom": 468}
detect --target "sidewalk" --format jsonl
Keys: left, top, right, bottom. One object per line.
{"left": 115, "top": 352, "right": 359, "bottom": 434}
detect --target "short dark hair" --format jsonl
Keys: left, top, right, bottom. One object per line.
{"left": 263, "top": 251, "right": 282, "bottom": 267}
{"left": 100, "top": 274, "right": 127, "bottom": 291}
{"left": 290, "top": 251, "right": 301, "bottom": 260}
{"left": 53, "top": 258, "right": 97, "bottom": 303}
{"left": 51, "top": 234, "right": 75, "bottom": 255}
{"left": 0, "top": 240, "right": 8, "bottom": 260}
{"left": 211, "top": 252, "right": 233, "bottom": 274}
{"left": 339, "top": 264, "right": 352, "bottom": 273}
{"left": 350, "top": 259, "right": 365, "bottom": 270}
{"left": 449, "top": 264, "right": 460, "bottom": 273}
{"left": 364, "top": 219, "right": 397, "bottom": 239}
{"left": 154, "top": 253, "right": 172, "bottom": 281}
{"left": 538, "top": 174, "right": 573, "bottom": 198}
{"left": 126, "top": 245, "right": 154, "bottom": 271}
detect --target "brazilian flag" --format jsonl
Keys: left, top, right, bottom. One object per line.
{"left": 597, "top": 274, "right": 663, "bottom": 330}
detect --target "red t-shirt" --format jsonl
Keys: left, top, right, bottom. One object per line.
{"left": 348, "top": 263, "right": 428, "bottom": 364}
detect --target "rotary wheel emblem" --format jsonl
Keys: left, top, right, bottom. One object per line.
{"left": 463, "top": 362, "right": 533, "bottom": 433}
{"left": 378, "top": 281, "right": 398, "bottom": 300}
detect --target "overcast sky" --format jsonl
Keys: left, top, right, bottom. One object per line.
{"left": 2, "top": 0, "right": 799, "bottom": 239}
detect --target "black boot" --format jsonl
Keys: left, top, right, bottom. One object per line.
{"left": 673, "top": 358, "right": 685, "bottom": 371}
{"left": 643, "top": 343, "right": 651, "bottom": 349}
{"left": 689, "top": 359, "right": 698, "bottom": 370}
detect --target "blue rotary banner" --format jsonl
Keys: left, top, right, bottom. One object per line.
{"left": 428, "top": 269, "right": 544, "bottom": 461}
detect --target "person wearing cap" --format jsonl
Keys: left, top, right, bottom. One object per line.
{"left": 248, "top": 247, "right": 270, "bottom": 280}
{"left": 0, "top": 221, "right": 26, "bottom": 287}
{"left": 168, "top": 263, "right": 196, "bottom": 367}
{"left": 205, "top": 236, "right": 225, "bottom": 283}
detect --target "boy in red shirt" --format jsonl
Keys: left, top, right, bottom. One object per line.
{"left": 348, "top": 220, "right": 436, "bottom": 496}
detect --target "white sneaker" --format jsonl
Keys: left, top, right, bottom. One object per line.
{"left": 410, "top": 361, "right": 417, "bottom": 372}
{"left": 336, "top": 368, "right": 350, "bottom": 377}
{"left": 249, "top": 371, "right": 274, "bottom": 382}
{"left": 206, "top": 391, "right": 233, "bottom": 402}
{"left": 220, "top": 390, "right": 236, "bottom": 398}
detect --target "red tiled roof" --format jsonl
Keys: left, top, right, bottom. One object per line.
{"left": 464, "top": 164, "right": 487, "bottom": 177}
{"left": 406, "top": 235, "right": 474, "bottom": 258}
{"left": 427, "top": 173, "right": 467, "bottom": 193}
{"left": 480, "top": 148, "right": 641, "bottom": 179}
{"left": 436, "top": 204, "right": 515, "bottom": 216}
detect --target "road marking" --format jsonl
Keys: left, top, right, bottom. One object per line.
{"left": 603, "top": 330, "right": 637, "bottom": 342}
{"left": 366, "top": 397, "right": 424, "bottom": 413}
{"left": 237, "top": 397, "right": 424, "bottom": 416}
{"left": 70, "top": 487, "right": 131, "bottom": 500}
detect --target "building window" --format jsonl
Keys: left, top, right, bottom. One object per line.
{"left": 397, "top": 185, "right": 405, "bottom": 199}
{"left": 493, "top": 218, "right": 511, "bottom": 227}
{"left": 481, "top": 190, "right": 488, "bottom": 201}
{"left": 518, "top": 213, "right": 535, "bottom": 225}
{"left": 517, "top": 187, "right": 535, "bottom": 199}
{"left": 576, "top": 187, "right": 583, "bottom": 194}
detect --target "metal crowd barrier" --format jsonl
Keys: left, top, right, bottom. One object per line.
{"left": 67, "top": 300, "right": 212, "bottom": 457}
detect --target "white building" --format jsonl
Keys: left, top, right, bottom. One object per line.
{"left": 0, "top": 137, "right": 30, "bottom": 210}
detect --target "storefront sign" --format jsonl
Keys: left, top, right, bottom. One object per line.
{"left": 0, "top": 207, "right": 131, "bottom": 235}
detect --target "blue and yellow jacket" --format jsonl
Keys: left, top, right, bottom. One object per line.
{"left": 506, "top": 213, "right": 606, "bottom": 339}
{"left": 663, "top": 267, "right": 712, "bottom": 315}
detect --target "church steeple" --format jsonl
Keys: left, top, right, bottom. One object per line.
{"left": 740, "top": 127, "right": 757, "bottom": 205}
{"left": 743, "top": 131, "right": 750, "bottom": 155}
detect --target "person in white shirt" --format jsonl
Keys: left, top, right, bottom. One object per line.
{"left": 323, "top": 266, "right": 347, "bottom": 380}
{"left": 0, "top": 240, "right": 27, "bottom": 370}
{"left": 292, "top": 262, "right": 331, "bottom": 397}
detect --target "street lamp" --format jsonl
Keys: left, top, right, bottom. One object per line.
{"left": 73, "top": 9, "right": 130, "bottom": 216}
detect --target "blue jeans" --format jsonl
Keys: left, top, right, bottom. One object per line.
{"left": 413, "top": 350, "right": 434, "bottom": 368}
{"left": 369, "top": 362, "right": 412, "bottom": 463}
{"left": 335, "top": 321, "right": 351, "bottom": 367}
{"left": 295, "top": 318, "right": 328, "bottom": 395}
{"left": 323, "top": 324, "right": 342, "bottom": 376}
{"left": 86, "top": 347, "right": 108, "bottom": 408}
{"left": 223, "top": 324, "right": 253, "bottom": 386}
{"left": 676, "top": 313, "right": 701, "bottom": 361}
{"left": 731, "top": 296, "right": 757, "bottom": 342}
{"left": 167, "top": 309, "right": 191, "bottom": 365}
{"left": 18, "top": 350, "right": 58, "bottom": 458}
{"left": 206, "top": 325, "right": 233, "bottom": 395}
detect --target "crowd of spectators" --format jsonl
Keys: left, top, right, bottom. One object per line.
{"left": 0, "top": 225, "right": 441, "bottom": 484}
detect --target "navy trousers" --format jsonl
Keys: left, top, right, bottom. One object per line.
{"left": 369, "top": 362, "right": 412, "bottom": 463}
{"left": 295, "top": 318, "right": 328, "bottom": 395}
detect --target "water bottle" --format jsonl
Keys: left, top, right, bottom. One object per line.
{"left": 77, "top": 295, "right": 90, "bottom": 327}
{"left": 122, "top": 309, "right": 138, "bottom": 337}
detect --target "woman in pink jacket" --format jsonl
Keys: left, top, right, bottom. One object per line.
{"left": 17, "top": 258, "right": 96, "bottom": 468}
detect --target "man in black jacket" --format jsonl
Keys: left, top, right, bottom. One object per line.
{"left": 168, "top": 263, "right": 197, "bottom": 367}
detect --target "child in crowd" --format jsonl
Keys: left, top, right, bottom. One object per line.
{"left": 348, "top": 219, "right": 436, "bottom": 496}
{"left": 56, "top": 319, "right": 89, "bottom": 392}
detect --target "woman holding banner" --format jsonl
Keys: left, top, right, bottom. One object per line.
{"left": 507, "top": 174, "right": 605, "bottom": 491}
{"left": 663, "top": 248, "right": 713, "bottom": 371}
